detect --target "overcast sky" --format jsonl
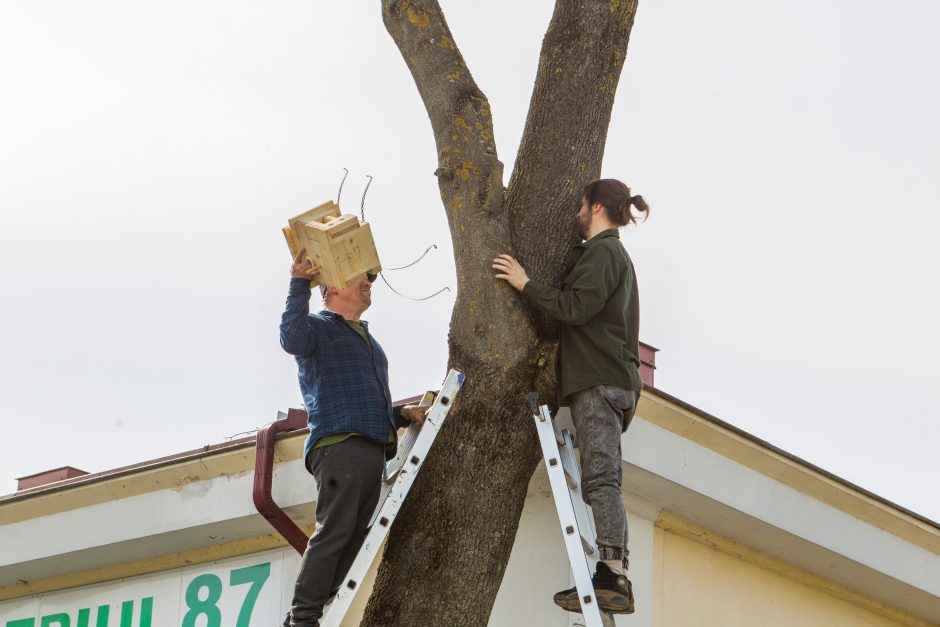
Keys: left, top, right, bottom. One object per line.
{"left": 2, "top": 1, "right": 938, "bottom": 523}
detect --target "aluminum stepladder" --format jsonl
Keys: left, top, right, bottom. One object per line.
{"left": 320, "top": 368, "right": 465, "bottom": 627}
{"left": 529, "top": 394, "right": 616, "bottom": 627}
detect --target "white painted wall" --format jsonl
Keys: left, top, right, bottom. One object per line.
{"left": 0, "top": 472, "right": 656, "bottom": 627}
{"left": 491, "top": 466, "right": 657, "bottom": 627}
{"left": 3, "top": 412, "right": 939, "bottom": 624}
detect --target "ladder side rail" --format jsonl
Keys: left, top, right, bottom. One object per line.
{"left": 368, "top": 391, "right": 436, "bottom": 529}
{"left": 320, "top": 369, "right": 463, "bottom": 627}
{"left": 557, "top": 429, "right": 598, "bottom": 558}
{"left": 366, "top": 426, "right": 414, "bottom": 534}
{"left": 319, "top": 470, "right": 409, "bottom": 627}
{"left": 385, "top": 390, "right": 436, "bottom": 479}
{"left": 534, "top": 405, "right": 606, "bottom": 627}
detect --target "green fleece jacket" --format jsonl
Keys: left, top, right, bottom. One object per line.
{"left": 522, "top": 229, "right": 643, "bottom": 402}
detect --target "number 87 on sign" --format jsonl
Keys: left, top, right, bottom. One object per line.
{"left": 180, "top": 562, "right": 272, "bottom": 627}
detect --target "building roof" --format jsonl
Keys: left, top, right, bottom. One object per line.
{"left": 2, "top": 387, "right": 936, "bottom": 533}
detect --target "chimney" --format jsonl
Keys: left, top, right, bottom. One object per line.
{"left": 17, "top": 466, "right": 89, "bottom": 491}
{"left": 639, "top": 342, "right": 658, "bottom": 388}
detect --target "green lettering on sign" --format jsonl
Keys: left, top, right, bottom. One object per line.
{"left": 5, "top": 562, "right": 269, "bottom": 627}
{"left": 138, "top": 597, "right": 152, "bottom": 627}
{"left": 230, "top": 563, "right": 271, "bottom": 627}
{"left": 76, "top": 604, "right": 108, "bottom": 627}
{"left": 181, "top": 574, "right": 222, "bottom": 627}
{"left": 118, "top": 598, "right": 152, "bottom": 627}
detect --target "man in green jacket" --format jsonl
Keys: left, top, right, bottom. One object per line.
{"left": 493, "top": 178, "right": 649, "bottom": 615}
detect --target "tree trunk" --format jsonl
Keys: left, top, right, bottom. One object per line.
{"left": 361, "top": 2, "right": 640, "bottom": 624}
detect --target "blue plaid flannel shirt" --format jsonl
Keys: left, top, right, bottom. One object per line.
{"left": 280, "top": 278, "right": 404, "bottom": 468}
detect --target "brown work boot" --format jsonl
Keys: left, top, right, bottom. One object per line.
{"left": 553, "top": 562, "right": 635, "bottom": 614}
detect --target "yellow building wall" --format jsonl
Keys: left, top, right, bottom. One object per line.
{"left": 658, "top": 530, "right": 906, "bottom": 627}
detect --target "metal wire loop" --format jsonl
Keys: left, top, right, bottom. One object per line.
{"left": 336, "top": 167, "right": 349, "bottom": 204}
{"left": 378, "top": 273, "right": 450, "bottom": 301}
{"left": 360, "top": 175, "right": 373, "bottom": 221}
{"left": 384, "top": 244, "right": 439, "bottom": 271}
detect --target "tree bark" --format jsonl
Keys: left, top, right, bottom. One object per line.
{"left": 361, "top": 2, "right": 639, "bottom": 625}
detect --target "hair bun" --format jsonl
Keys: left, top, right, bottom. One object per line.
{"left": 630, "top": 194, "right": 650, "bottom": 215}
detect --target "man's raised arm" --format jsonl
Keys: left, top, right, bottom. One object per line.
{"left": 279, "top": 248, "right": 321, "bottom": 356}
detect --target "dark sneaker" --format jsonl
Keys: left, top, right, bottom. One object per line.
{"left": 282, "top": 612, "right": 319, "bottom": 627}
{"left": 553, "top": 562, "right": 635, "bottom": 615}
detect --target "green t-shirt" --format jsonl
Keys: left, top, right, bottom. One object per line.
{"left": 313, "top": 320, "right": 395, "bottom": 450}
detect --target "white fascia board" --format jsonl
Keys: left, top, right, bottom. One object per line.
{"left": 0, "top": 457, "right": 314, "bottom": 586}
{"left": 624, "top": 416, "right": 940, "bottom": 622}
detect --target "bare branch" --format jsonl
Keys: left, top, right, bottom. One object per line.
{"left": 381, "top": 0, "right": 499, "bottom": 172}
{"left": 381, "top": 0, "right": 527, "bottom": 367}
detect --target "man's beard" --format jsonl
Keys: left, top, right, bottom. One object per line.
{"left": 577, "top": 212, "right": 591, "bottom": 239}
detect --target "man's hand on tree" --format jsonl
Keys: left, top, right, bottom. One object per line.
{"left": 492, "top": 254, "right": 530, "bottom": 292}
{"left": 291, "top": 248, "right": 320, "bottom": 280}
{"left": 400, "top": 405, "right": 430, "bottom": 424}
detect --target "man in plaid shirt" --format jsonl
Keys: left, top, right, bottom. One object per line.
{"left": 280, "top": 249, "right": 428, "bottom": 627}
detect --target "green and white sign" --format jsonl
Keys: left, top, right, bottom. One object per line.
{"left": 0, "top": 550, "right": 299, "bottom": 627}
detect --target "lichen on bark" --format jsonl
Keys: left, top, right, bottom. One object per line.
{"left": 361, "top": 1, "right": 640, "bottom": 625}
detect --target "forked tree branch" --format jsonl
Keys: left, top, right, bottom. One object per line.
{"left": 362, "top": 2, "right": 643, "bottom": 625}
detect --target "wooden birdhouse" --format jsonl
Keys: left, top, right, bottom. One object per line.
{"left": 283, "top": 201, "right": 382, "bottom": 288}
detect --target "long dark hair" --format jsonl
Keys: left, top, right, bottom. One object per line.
{"left": 581, "top": 178, "right": 650, "bottom": 226}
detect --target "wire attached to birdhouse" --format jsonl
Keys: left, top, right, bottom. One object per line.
{"left": 336, "top": 168, "right": 349, "bottom": 204}
{"left": 360, "top": 175, "right": 373, "bottom": 222}
{"left": 379, "top": 273, "right": 450, "bottom": 301}
{"left": 342, "top": 170, "right": 450, "bottom": 302}
{"left": 384, "top": 244, "right": 439, "bottom": 271}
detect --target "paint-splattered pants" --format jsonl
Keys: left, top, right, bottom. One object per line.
{"left": 287, "top": 436, "right": 385, "bottom": 627}
{"left": 569, "top": 384, "right": 638, "bottom": 571}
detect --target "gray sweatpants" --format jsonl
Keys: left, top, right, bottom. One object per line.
{"left": 287, "top": 436, "right": 385, "bottom": 627}
{"left": 569, "top": 384, "right": 638, "bottom": 570}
